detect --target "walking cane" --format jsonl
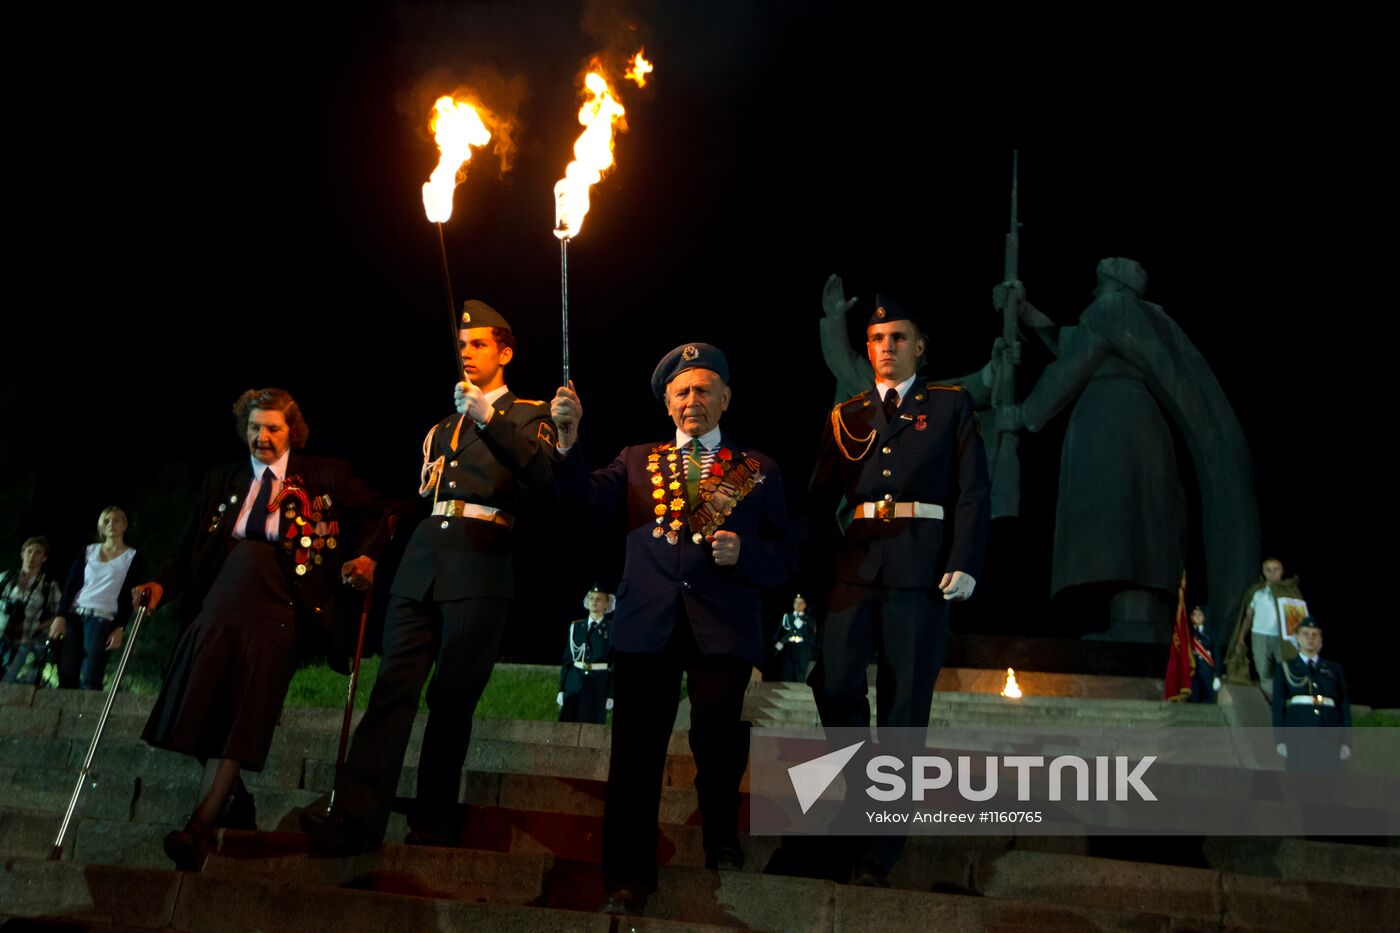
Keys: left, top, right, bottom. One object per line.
{"left": 327, "top": 513, "right": 393, "bottom": 813}
{"left": 50, "top": 588, "right": 153, "bottom": 859}
{"left": 327, "top": 586, "right": 373, "bottom": 814}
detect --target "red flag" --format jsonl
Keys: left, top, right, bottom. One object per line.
{"left": 1164, "top": 572, "right": 1193, "bottom": 702}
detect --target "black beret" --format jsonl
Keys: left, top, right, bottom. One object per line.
{"left": 460, "top": 299, "right": 512, "bottom": 332}
{"left": 867, "top": 292, "right": 916, "bottom": 328}
{"left": 651, "top": 343, "right": 730, "bottom": 400}
{"left": 1296, "top": 615, "right": 1321, "bottom": 631}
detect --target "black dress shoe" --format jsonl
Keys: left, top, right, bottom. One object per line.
{"left": 404, "top": 828, "right": 452, "bottom": 848}
{"left": 219, "top": 787, "right": 257, "bottom": 831}
{"left": 300, "top": 808, "right": 378, "bottom": 856}
{"left": 849, "top": 859, "right": 891, "bottom": 888}
{"left": 602, "top": 882, "right": 651, "bottom": 916}
{"left": 704, "top": 843, "right": 745, "bottom": 871}
{"left": 163, "top": 822, "right": 210, "bottom": 871}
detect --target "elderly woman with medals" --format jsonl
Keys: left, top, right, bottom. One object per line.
{"left": 137, "top": 388, "right": 386, "bottom": 870}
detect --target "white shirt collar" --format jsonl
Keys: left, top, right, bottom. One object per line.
{"left": 676, "top": 425, "right": 723, "bottom": 450}
{"left": 874, "top": 374, "right": 918, "bottom": 405}
{"left": 484, "top": 384, "right": 510, "bottom": 407}
{"left": 250, "top": 449, "right": 291, "bottom": 483}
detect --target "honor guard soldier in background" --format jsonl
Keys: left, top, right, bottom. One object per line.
{"left": 557, "top": 584, "right": 615, "bottom": 723}
{"left": 1189, "top": 605, "right": 1221, "bottom": 703}
{"left": 772, "top": 593, "right": 814, "bottom": 683}
{"left": 1273, "top": 616, "right": 1352, "bottom": 772}
{"left": 307, "top": 299, "right": 556, "bottom": 853}
{"left": 804, "top": 294, "right": 990, "bottom": 886}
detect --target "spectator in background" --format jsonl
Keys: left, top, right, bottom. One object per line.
{"left": 49, "top": 508, "right": 148, "bottom": 690}
{"left": 1, "top": 536, "right": 63, "bottom": 683}
{"left": 1228, "top": 557, "right": 1305, "bottom": 700}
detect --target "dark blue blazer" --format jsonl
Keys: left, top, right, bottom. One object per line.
{"left": 555, "top": 435, "right": 797, "bottom": 667}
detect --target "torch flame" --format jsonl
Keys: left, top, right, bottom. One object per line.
{"left": 553, "top": 71, "right": 627, "bottom": 240}
{"left": 1000, "top": 668, "right": 1023, "bottom": 699}
{"left": 624, "top": 51, "right": 653, "bottom": 88}
{"left": 422, "top": 96, "right": 493, "bottom": 224}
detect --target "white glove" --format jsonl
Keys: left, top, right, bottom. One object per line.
{"left": 1212, "top": 677, "right": 1221, "bottom": 691}
{"left": 1340, "top": 745, "right": 1351, "bottom": 762}
{"left": 555, "top": 691, "right": 564, "bottom": 707}
{"left": 605, "top": 698, "right": 614, "bottom": 711}
{"left": 454, "top": 380, "right": 492, "bottom": 423}
{"left": 1276, "top": 743, "right": 1288, "bottom": 758}
{"left": 939, "top": 571, "right": 977, "bottom": 601}
{"left": 773, "top": 642, "right": 784, "bottom": 652}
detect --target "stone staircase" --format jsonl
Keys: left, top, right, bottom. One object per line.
{"left": 2, "top": 672, "right": 1396, "bottom": 931}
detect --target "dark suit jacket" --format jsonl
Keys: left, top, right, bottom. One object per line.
{"left": 811, "top": 383, "right": 989, "bottom": 588}
{"left": 556, "top": 435, "right": 797, "bottom": 667}
{"left": 391, "top": 392, "right": 555, "bottom": 602}
{"left": 161, "top": 453, "right": 387, "bottom": 672}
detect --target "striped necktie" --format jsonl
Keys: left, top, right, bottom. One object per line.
{"left": 686, "top": 438, "right": 717, "bottom": 504}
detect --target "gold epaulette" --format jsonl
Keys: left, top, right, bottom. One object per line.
{"left": 834, "top": 390, "right": 871, "bottom": 412}
{"left": 925, "top": 382, "right": 963, "bottom": 392}
{"left": 830, "top": 393, "right": 877, "bottom": 461}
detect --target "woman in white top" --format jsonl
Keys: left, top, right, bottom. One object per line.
{"left": 50, "top": 506, "right": 147, "bottom": 690}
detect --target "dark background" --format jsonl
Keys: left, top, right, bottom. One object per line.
{"left": 3, "top": 4, "right": 1385, "bottom": 702}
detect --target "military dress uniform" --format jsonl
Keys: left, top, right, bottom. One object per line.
{"left": 810, "top": 379, "right": 989, "bottom": 730}
{"left": 1273, "top": 653, "right": 1351, "bottom": 773}
{"left": 558, "top": 616, "right": 612, "bottom": 724}
{"left": 1189, "top": 625, "right": 1219, "bottom": 703}
{"left": 331, "top": 379, "right": 555, "bottom": 842}
{"left": 774, "top": 610, "right": 813, "bottom": 683}
{"left": 807, "top": 360, "right": 989, "bottom": 877}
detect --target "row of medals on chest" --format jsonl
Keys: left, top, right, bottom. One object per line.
{"left": 214, "top": 491, "right": 338, "bottom": 575}
{"left": 647, "top": 446, "right": 734, "bottom": 546}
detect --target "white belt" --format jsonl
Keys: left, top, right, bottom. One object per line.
{"left": 786, "top": 635, "right": 805, "bottom": 643}
{"left": 1288, "top": 695, "right": 1336, "bottom": 708}
{"left": 432, "top": 500, "right": 514, "bottom": 528}
{"left": 851, "top": 500, "right": 944, "bottom": 521}
{"left": 74, "top": 607, "right": 116, "bottom": 621}
{"left": 574, "top": 661, "right": 609, "bottom": 672}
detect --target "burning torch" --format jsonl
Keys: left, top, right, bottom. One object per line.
{"left": 422, "top": 94, "right": 496, "bottom": 381}
{"left": 552, "top": 51, "right": 652, "bottom": 386}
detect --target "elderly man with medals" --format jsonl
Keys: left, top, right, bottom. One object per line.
{"left": 803, "top": 295, "right": 990, "bottom": 887}
{"left": 557, "top": 584, "right": 615, "bottom": 723}
{"left": 550, "top": 344, "right": 797, "bottom": 917}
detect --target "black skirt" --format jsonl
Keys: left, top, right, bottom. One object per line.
{"left": 142, "top": 541, "right": 300, "bottom": 771}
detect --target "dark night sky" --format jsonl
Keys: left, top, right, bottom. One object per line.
{"left": 4, "top": 4, "right": 1387, "bottom": 701}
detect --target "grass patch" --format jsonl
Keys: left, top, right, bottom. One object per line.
{"left": 283, "top": 659, "right": 562, "bottom": 721}
{"left": 1355, "top": 709, "right": 1400, "bottom": 727}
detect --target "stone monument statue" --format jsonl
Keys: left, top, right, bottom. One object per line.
{"left": 999, "top": 258, "right": 1260, "bottom": 644}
